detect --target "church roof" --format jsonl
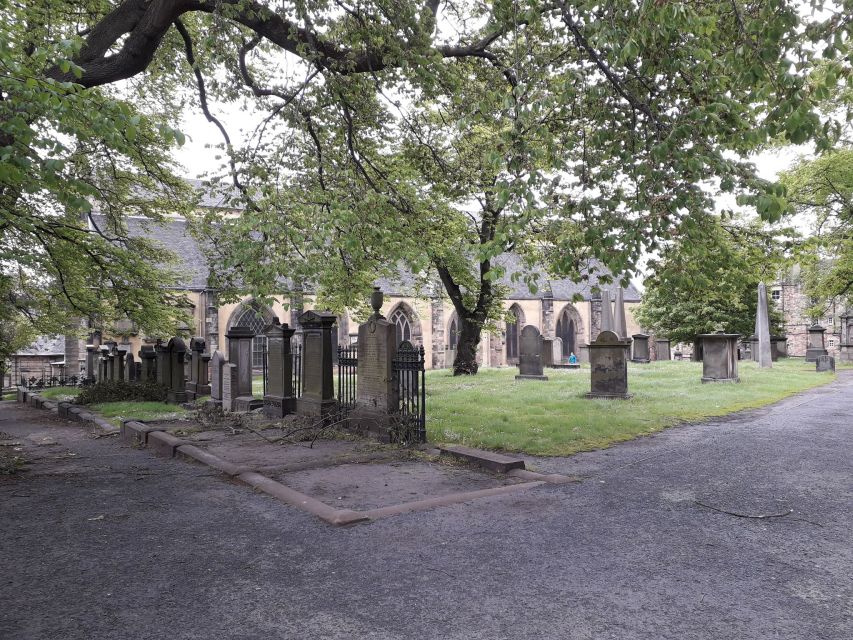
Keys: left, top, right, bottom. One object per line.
{"left": 16, "top": 335, "right": 65, "bottom": 356}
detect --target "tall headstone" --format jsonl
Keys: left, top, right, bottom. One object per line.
{"left": 840, "top": 311, "right": 853, "bottom": 363}
{"left": 542, "top": 337, "right": 555, "bottom": 368}
{"left": 125, "top": 353, "right": 136, "bottom": 382}
{"left": 351, "top": 290, "right": 398, "bottom": 434}
{"left": 296, "top": 310, "right": 338, "bottom": 417}
{"left": 552, "top": 337, "right": 563, "bottom": 365}
{"left": 805, "top": 324, "right": 828, "bottom": 362}
{"left": 209, "top": 351, "right": 225, "bottom": 407}
{"left": 654, "top": 338, "right": 671, "bottom": 361}
{"left": 139, "top": 345, "right": 157, "bottom": 381}
{"left": 585, "top": 330, "right": 631, "bottom": 399}
{"left": 85, "top": 344, "right": 98, "bottom": 383}
{"left": 221, "top": 363, "right": 237, "bottom": 412}
{"left": 613, "top": 288, "right": 628, "bottom": 339}
{"left": 699, "top": 333, "right": 740, "bottom": 383}
{"left": 115, "top": 346, "right": 126, "bottom": 382}
{"left": 631, "top": 333, "right": 650, "bottom": 363}
{"left": 770, "top": 335, "right": 787, "bottom": 360}
{"left": 600, "top": 289, "right": 615, "bottom": 333}
{"left": 263, "top": 319, "right": 296, "bottom": 418}
{"left": 166, "top": 337, "right": 187, "bottom": 404}
{"left": 226, "top": 326, "right": 255, "bottom": 398}
{"left": 187, "top": 336, "right": 206, "bottom": 399}
{"left": 515, "top": 325, "right": 548, "bottom": 381}
{"left": 98, "top": 346, "right": 110, "bottom": 382}
{"left": 756, "top": 282, "right": 772, "bottom": 368}
{"left": 155, "top": 341, "right": 170, "bottom": 387}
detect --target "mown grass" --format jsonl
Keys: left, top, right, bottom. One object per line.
{"left": 35, "top": 386, "right": 81, "bottom": 402}
{"left": 425, "top": 359, "right": 836, "bottom": 456}
{"left": 89, "top": 401, "right": 188, "bottom": 427}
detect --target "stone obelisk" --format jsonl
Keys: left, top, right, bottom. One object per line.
{"left": 756, "top": 282, "right": 772, "bottom": 368}
{"left": 614, "top": 287, "right": 628, "bottom": 339}
{"left": 600, "top": 289, "right": 615, "bottom": 333}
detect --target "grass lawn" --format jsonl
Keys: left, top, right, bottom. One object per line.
{"left": 89, "top": 401, "right": 189, "bottom": 427}
{"left": 425, "top": 358, "right": 836, "bottom": 456}
{"left": 37, "top": 387, "right": 82, "bottom": 402}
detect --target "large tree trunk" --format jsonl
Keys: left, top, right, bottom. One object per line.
{"left": 453, "top": 315, "right": 481, "bottom": 375}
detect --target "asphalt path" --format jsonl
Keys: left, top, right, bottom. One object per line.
{"left": 1, "top": 373, "right": 851, "bottom": 640}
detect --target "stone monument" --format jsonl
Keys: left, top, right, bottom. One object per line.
{"left": 263, "top": 319, "right": 296, "bottom": 418}
{"left": 770, "top": 335, "right": 787, "bottom": 360}
{"left": 756, "top": 282, "right": 772, "bottom": 368}
{"left": 124, "top": 353, "right": 136, "bottom": 382}
{"left": 840, "top": 311, "right": 853, "bottom": 363}
{"left": 155, "top": 341, "right": 170, "bottom": 387}
{"left": 600, "top": 289, "right": 615, "bottom": 334}
{"left": 296, "top": 310, "right": 338, "bottom": 417}
{"left": 226, "top": 326, "right": 260, "bottom": 411}
{"left": 816, "top": 354, "right": 835, "bottom": 372}
{"left": 631, "top": 333, "right": 650, "bottom": 363}
{"left": 542, "top": 337, "right": 555, "bottom": 368}
{"left": 613, "top": 287, "right": 628, "bottom": 339}
{"left": 585, "top": 330, "right": 631, "bottom": 399}
{"left": 654, "top": 338, "right": 671, "bottom": 361}
{"left": 805, "top": 324, "right": 828, "bottom": 363}
{"left": 209, "top": 351, "right": 225, "bottom": 407}
{"left": 139, "top": 345, "right": 157, "bottom": 381}
{"left": 699, "top": 333, "right": 740, "bottom": 383}
{"left": 221, "top": 363, "right": 238, "bottom": 412}
{"left": 166, "top": 337, "right": 187, "bottom": 403}
{"left": 186, "top": 336, "right": 205, "bottom": 399}
{"left": 515, "top": 325, "right": 548, "bottom": 381}
{"left": 552, "top": 337, "right": 563, "bottom": 365}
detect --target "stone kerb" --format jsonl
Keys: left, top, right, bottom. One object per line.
{"left": 585, "top": 330, "right": 631, "bottom": 399}
{"left": 699, "top": 333, "right": 740, "bottom": 384}
{"left": 263, "top": 319, "right": 296, "bottom": 418}
{"left": 166, "top": 337, "right": 188, "bottom": 404}
{"left": 515, "top": 325, "right": 548, "bottom": 381}
{"left": 296, "top": 310, "right": 338, "bottom": 418}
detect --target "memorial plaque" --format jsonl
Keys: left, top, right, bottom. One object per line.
{"left": 516, "top": 325, "right": 547, "bottom": 380}
{"left": 586, "top": 330, "right": 631, "bottom": 398}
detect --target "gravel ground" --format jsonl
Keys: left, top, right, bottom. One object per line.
{"left": 1, "top": 371, "right": 851, "bottom": 640}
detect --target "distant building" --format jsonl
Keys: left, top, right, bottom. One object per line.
{"left": 5, "top": 335, "right": 84, "bottom": 387}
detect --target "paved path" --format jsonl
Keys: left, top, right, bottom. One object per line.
{"left": 1, "top": 374, "right": 851, "bottom": 640}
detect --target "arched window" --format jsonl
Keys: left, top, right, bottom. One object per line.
{"left": 506, "top": 306, "right": 521, "bottom": 361}
{"left": 234, "top": 305, "right": 269, "bottom": 369}
{"left": 556, "top": 308, "right": 576, "bottom": 358}
{"left": 390, "top": 308, "right": 412, "bottom": 345}
{"left": 448, "top": 316, "right": 459, "bottom": 350}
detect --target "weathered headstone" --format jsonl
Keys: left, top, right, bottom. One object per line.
{"left": 98, "top": 346, "right": 110, "bottom": 382}
{"left": 600, "top": 289, "right": 615, "bottom": 334}
{"left": 139, "top": 345, "right": 157, "bottom": 381}
{"left": 585, "top": 330, "right": 631, "bottom": 399}
{"left": 166, "top": 337, "right": 187, "bottom": 404}
{"left": 756, "top": 282, "right": 772, "bottom": 368}
{"left": 542, "top": 337, "right": 554, "bottom": 368}
{"left": 699, "top": 333, "right": 740, "bottom": 383}
{"left": 613, "top": 288, "right": 628, "bottom": 339}
{"left": 805, "top": 324, "right": 828, "bottom": 362}
{"left": 115, "top": 346, "right": 126, "bottom": 381}
{"left": 632, "top": 333, "right": 650, "bottom": 363}
{"left": 770, "top": 335, "right": 787, "bottom": 360}
{"left": 85, "top": 344, "right": 98, "bottom": 383}
{"left": 263, "top": 319, "right": 296, "bottom": 418}
{"left": 296, "top": 310, "right": 338, "bottom": 417}
{"left": 350, "top": 291, "right": 399, "bottom": 434}
{"left": 816, "top": 354, "right": 835, "bottom": 372}
{"left": 155, "top": 341, "right": 170, "bottom": 387}
{"left": 515, "top": 325, "right": 548, "bottom": 381}
{"left": 221, "top": 363, "right": 238, "bottom": 412}
{"left": 209, "top": 351, "right": 225, "bottom": 407}
{"left": 125, "top": 353, "right": 136, "bottom": 382}
{"left": 654, "top": 338, "right": 671, "bottom": 361}
{"left": 552, "top": 337, "right": 563, "bottom": 365}
{"left": 186, "top": 336, "right": 206, "bottom": 399}
{"left": 226, "top": 326, "right": 256, "bottom": 410}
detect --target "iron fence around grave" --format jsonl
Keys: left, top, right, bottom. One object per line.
{"left": 337, "top": 344, "right": 358, "bottom": 411}
{"left": 20, "top": 375, "right": 89, "bottom": 389}
{"left": 392, "top": 341, "right": 427, "bottom": 444}
{"left": 260, "top": 343, "right": 304, "bottom": 399}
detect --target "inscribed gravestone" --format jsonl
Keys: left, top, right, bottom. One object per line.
{"left": 552, "top": 337, "right": 563, "bottom": 365}
{"left": 296, "top": 310, "right": 337, "bottom": 417}
{"left": 699, "top": 333, "right": 740, "bottom": 383}
{"left": 209, "top": 351, "right": 224, "bottom": 406}
{"left": 631, "top": 334, "right": 650, "bottom": 363}
{"left": 125, "top": 353, "right": 135, "bottom": 382}
{"left": 221, "top": 363, "right": 237, "bottom": 412}
{"left": 263, "top": 319, "right": 295, "bottom": 418}
{"left": 226, "top": 326, "right": 254, "bottom": 398}
{"left": 816, "top": 354, "right": 835, "bottom": 372}
{"left": 166, "top": 337, "right": 187, "bottom": 404}
{"left": 654, "top": 339, "right": 671, "bottom": 361}
{"left": 516, "top": 325, "right": 548, "bottom": 381}
{"left": 586, "top": 330, "right": 631, "bottom": 399}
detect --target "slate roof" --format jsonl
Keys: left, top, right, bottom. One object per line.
{"left": 16, "top": 335, "right": 65, "bottom": 356}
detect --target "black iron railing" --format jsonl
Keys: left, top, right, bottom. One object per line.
{"left": 337, "top": 345, "right": 358, "bottom": 411}
{"left": 292, "top": 344, "right": 303, "bottom": 399}
{"left": 20, "top": 375, "right": 88, "bottom": 389}
{"left": 392, "top": 341, "right": 426, "bottom": 444}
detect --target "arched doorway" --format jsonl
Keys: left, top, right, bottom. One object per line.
{"left": 555, "top": 304, "right": 583, "bottom": 360}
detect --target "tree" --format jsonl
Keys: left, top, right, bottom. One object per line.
{"left": 635, "top": 217, "right": 788, "bottom": 344}
{"left": 5, "top": 0, "right": 850, "bottom": 373}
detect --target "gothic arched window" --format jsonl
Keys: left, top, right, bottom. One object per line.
{"left": 448, "top": 316, "right": 459, "bottom": 350}
{"left": 390, "top": 308, "right": 412, "bottom": 345}
{"left": 234, "top": 305, "right": 269, "bottom": 369}
{"left": 556, "top": 308, "right": 576, "bottom": 358}
{"left": 506, "top": 306, "right": 521, "bottom": 361}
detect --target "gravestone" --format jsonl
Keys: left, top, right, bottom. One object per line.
{"left": 600, "top": 289, "right": 615, "bottom": 334}
{"left": 221, "top": 363, "right": 238, "bottom": 412}
{"left": 585, "top": 330, "right": 631, "bottom": 399}
{"left": 209, "top": 351, "right": 225, "bottom": 407}
{"left": 85, "top": 345, "right": 98, "bottom": 383}
{"left": 631, "top": 333, "right": 650, "bottom": 363}
{"left": 226, "top": 326, "right": 257, "bottom": 410}
{"left": 699, "top": 333, "right": 740, "bottom": 383}
{"left": 166, "top": 337, "right": 187, "bottom": 403}
{"left": 155, "top": 342, "right": 171, "bottom": 387}
{"left": 552, "top": 337, "right": 563, "bottom": 365}
{"left": 139, "top": 345, "right": 157, "bottom": 381}
{"left": 98, "top": 346, "right": 110, "bottom": 382}
{"left": 770, "top": 335, "right": 787, "bottom": 360}
{"left": 263, "top": 319, "right": 296, "bottom": 418}
{"left": 816, "top": 354, "right": 835, "bottom": 372}
{"left": 296, "top": 310, "right": 338, "bottom": 417}
{"left": 186, "top": 336, "right": 206, "bottom": 399}
{"left": 125, "top": 353, "right": 136, "bottom": 382}
{"left": 805, "top": 324, "right": 828, "bottom": 362}
{"left": 755, "top": 282, "right": 772, "bottom": 368}
{"left": 515, "top": 325, "right": 548, "bottom": 381}
{"left": 115, "top": 347, "right": 126, "bottom": 382}
{"left": 349, "top": 291, "right": 399, "bottom": 436}
{"left": 655, "top": 338, "right": 671, "bottom": 361}
{"left": 542, "top": 337, "right": 554, "bottom": 368}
